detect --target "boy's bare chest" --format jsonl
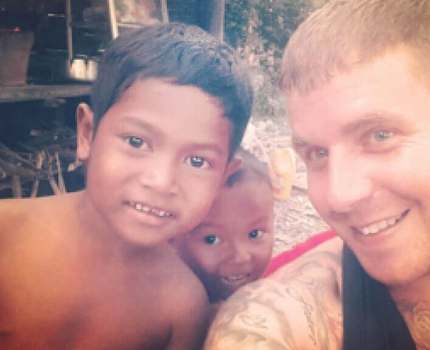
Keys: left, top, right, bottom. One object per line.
{"left": 0, "top": 259, "right": 171, "bottom": 350}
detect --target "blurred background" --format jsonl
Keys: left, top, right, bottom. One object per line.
{"left": 0, "top": 0, "right": 328, "bottom": 250}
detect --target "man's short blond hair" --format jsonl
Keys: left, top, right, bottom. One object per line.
{"left": 281, "top": 0, "right": 430, "bottom": 94}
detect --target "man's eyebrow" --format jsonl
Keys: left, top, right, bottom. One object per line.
{"left": 341, "top": 112, "right": 403, "bottom": 134}
{"left": 291, "top": 135, "right": 308, "bottom": 149}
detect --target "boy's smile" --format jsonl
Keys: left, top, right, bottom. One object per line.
{"left": 77, "top": 79, "right": 236, "bottom": 247}
{"left": 287, "top": 48, "right": 430, "bottom": 287}
{"left": 179, "top": 178, "right": 274, "bottom": 301}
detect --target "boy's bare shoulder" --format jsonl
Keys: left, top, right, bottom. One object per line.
{"left": 0, "top": 195, "right": 71, "bottom": 244}
{"left": 142, "top": 247, "right": 210, "bottom": 350}
{"left": 204, "top": 237, "right": 344, "bottom": 350}
{"left": 0, "top": 197, "right": 43, "bottom": 244}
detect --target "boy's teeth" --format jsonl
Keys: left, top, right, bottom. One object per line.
{"left": 223, "top": 274, "right": 247, "bottom": 282}
{"left": 131, "top": 202, "right": 171, "bottom": 217}
{"left": 359, "top": 213, "right": 403, "bottom": 236}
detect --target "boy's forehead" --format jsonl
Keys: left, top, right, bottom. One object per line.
{"left": 207, "top": 182, "right": 273, "bottom": 219}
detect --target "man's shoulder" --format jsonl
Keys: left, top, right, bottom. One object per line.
{"left": 270, "top": 236, "right": 343, "bottom": 288}
{"left": 204, "top": 237, "right": 344, "bottom": 350}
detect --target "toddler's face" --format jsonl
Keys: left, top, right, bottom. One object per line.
{"left": 179, "top": 180, "right": 274, "bottom": 302}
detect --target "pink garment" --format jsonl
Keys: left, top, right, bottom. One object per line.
{"left": 263, "top": 230, "right": 337, "bottom": 277}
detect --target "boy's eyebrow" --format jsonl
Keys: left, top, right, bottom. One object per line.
{"left": 121, "top": 116, "right": 161, "bottom": 135}
{"left": 121, "top": 116, "right": 225, "bottom": 156}
{"left": 249, "top": 215, "right": 272, "bottom": 228}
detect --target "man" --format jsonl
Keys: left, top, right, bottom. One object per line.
{"left": 204, "top": 0, "right": 430, "bottom": 349}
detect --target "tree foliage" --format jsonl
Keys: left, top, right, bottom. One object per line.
{"left": 225, "top": 0, "right": 315, "bottom": 119}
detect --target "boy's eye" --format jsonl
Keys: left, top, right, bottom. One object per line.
{"left": 126, "top": 136, "right": 145, "bottom": 148}
{"left": 185, "top": 155, "right": 210, "bottom": 169}
{"left": 248, "top": 229, "right": 264, "bottom": 240}
{"left": 203, "top": 234, "right": 220, "bottom": 245}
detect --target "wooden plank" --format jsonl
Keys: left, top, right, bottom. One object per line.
{"left": 0, "top": 84, "right": 91, "bottom": 103}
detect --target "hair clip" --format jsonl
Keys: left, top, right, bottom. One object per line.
{"left": 268, "top": 147, "right": 296, "bottom": 201}
{"left": 241, "top": 122, "right": 296, "bottom": 201}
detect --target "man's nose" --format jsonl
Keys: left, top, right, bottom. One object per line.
{"left": 325, "top": 151, "right": 373, "bottom": 214}
{"left": 138, "top": 155, "right": 178, "bottom": 195}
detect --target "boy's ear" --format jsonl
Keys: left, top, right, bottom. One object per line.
{"left": 76, "top": 103, "right": 95, "bottom": 162}
{"left": 223, "top": 156, "right": 243, "bottom": 182}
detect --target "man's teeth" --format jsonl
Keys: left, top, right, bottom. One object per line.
{"left": 359, "top": 214, "right": 402, "bottom": 236}
{"left": 131, "top": 202, "right": 171, "bottom": 217}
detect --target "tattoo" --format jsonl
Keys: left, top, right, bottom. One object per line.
{"left": 283, "top": 254, "right": 342, "bottom": 350}
{"left": 204, "top": 280, "right": 299, "bottom": 350}
{"left": 398, "top": 300, "right": 430, "bottom": 350}
{"left": 205, "top": 249, "right": 343, "bottom": 350}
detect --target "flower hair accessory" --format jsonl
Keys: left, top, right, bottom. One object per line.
{"left": 268, "top": 147, "right": 296, "bottom": 201}
{"left": 241, "top": 122, "right": 296, "bottom": 201}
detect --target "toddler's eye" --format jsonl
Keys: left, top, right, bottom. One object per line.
{"left": 248, "top": 229, "right": 264, "bottom": 240}
{"left": 185, "top": 155, "right": 210, "bottom": 169}
{"left": 126, "top": 136, "right": 145, "bottom": 148}
{"left": 203, "top": 234, "right": 220, "bottom": 245}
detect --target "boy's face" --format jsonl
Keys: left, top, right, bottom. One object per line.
{"left": 288, "top": 48, "right": 430, "bottom": 286}
{"left": 178, "top": 180, "right": 274, "bottom": 301}
{"left": 77, "top": 79, "right": 239, "bottom": 246}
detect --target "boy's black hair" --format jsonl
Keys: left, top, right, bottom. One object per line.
{"left": 91, "top": 22, "right": 253, "bottom": 156}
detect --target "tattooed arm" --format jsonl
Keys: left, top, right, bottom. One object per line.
{"left": 204, "top": 240, "right": 343, "bottom": 350}
{"left": 397, "top": 300, "right": 430, "bottom": 350}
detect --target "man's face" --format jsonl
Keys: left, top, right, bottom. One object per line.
{"left": 287, "top": 48, "right": 430, "bottom": 287}
{"left": 77, "top": 79, "right": 237, "bottom": 247}
{"left": 178, "top": 180, "right": 274, "bottom": 301}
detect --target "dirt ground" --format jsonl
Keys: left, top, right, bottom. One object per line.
{"left": 244, "top": 117, "right": 328, "bottom": 254}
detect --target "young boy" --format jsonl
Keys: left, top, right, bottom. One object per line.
{"left": 0, "top": 23, "right": 252, "bottom": 350}
{"left": 174, "top": 149, "right": 275, "bottom": 304}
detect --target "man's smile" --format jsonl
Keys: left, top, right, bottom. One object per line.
{"left": 352, "top": 209, "right": 410, "bottom": 237}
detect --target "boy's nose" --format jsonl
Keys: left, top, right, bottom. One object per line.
{"left": 229, "top": 244, "right": 252, "bottom": 264}
{"left": 138, "top": 156, "right": 177, "bottom": 195}
{"left": 325, "top": 151, "right": 373, "bottom": 214}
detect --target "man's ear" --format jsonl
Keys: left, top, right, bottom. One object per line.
{"left": 223, "top": 156, "right": 243, "bottom": 182}
{"left": 76, "top": 103, "right": 95, "bottom": 162}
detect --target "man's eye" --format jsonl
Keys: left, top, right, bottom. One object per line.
{"left": 185, "top": 155, "right": 210, "bottom": 169}
{"left": 248, "top": 229, "right": 264, "bottom": 240}
{"left": 126, "top": 136, "right": 145, "bottom": 148}
{"left": 308, "top": 147, "right": 328, "bottom": 161}
{"left": 371, "top": 129, "right": 394, "bottom": 142}
{"left": 303, "top": 147, "right": 328, "bottom": 169}
{"left": 203, "top": 234, "right": 220, "bottom": 245}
